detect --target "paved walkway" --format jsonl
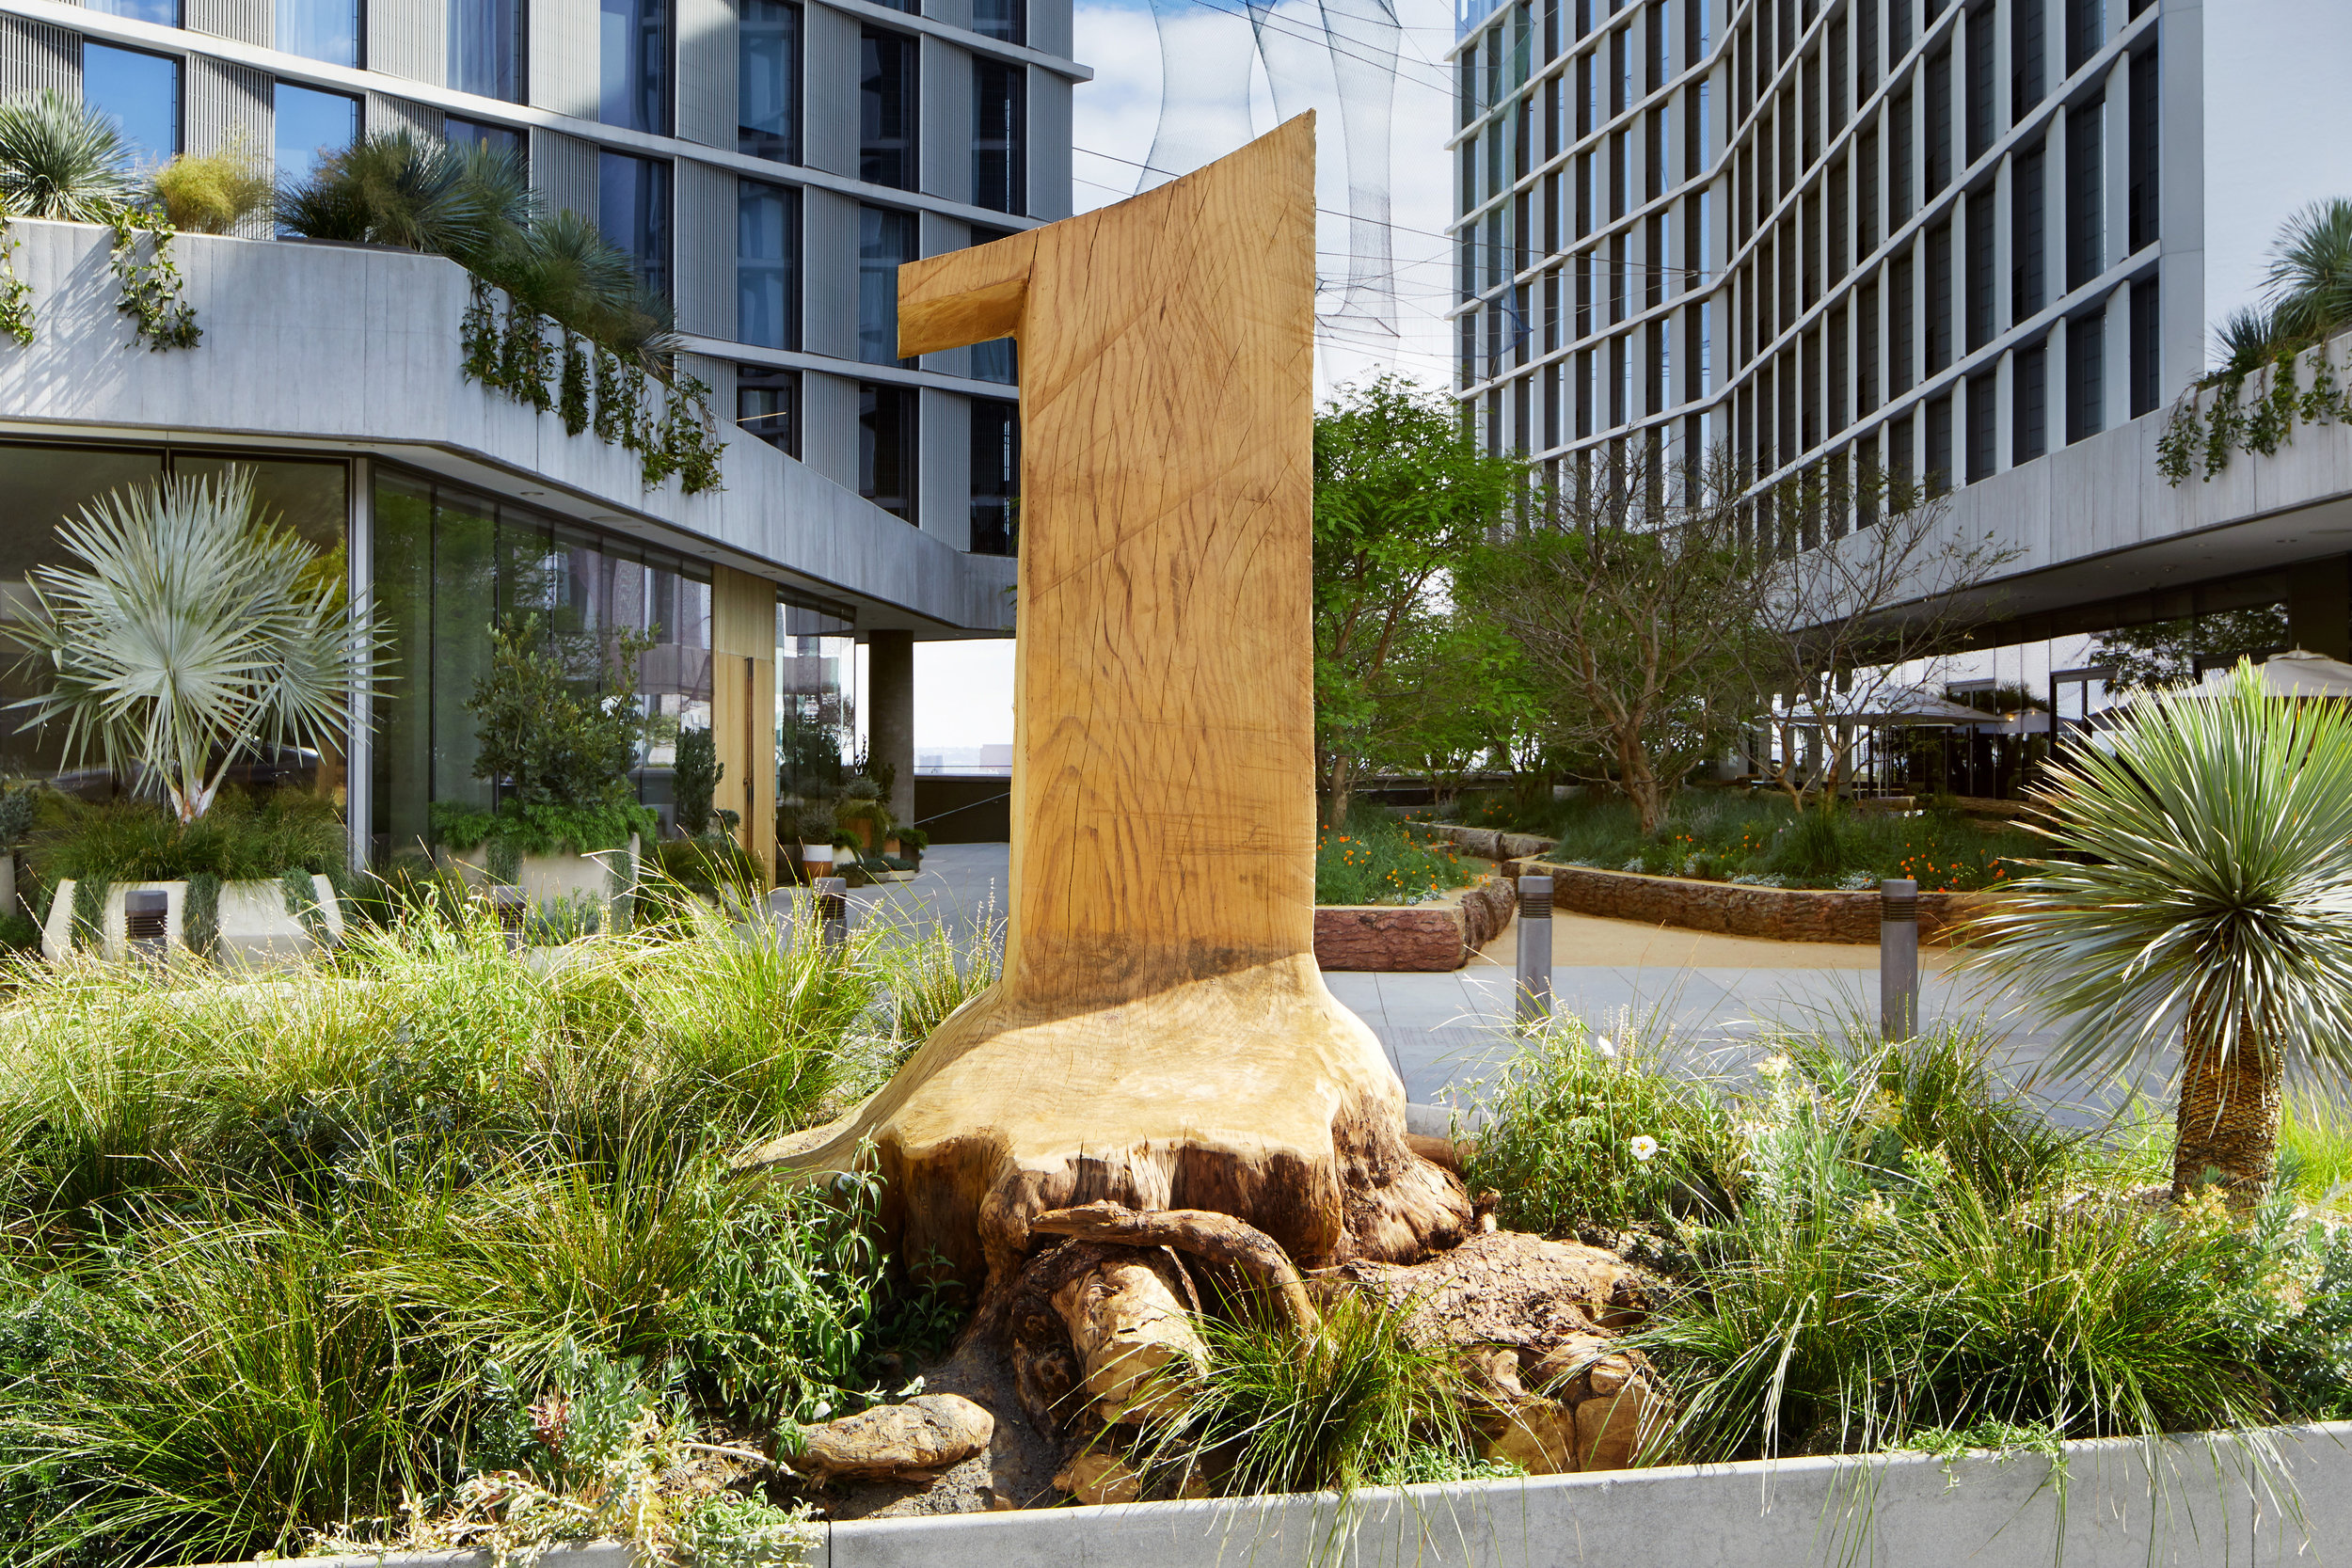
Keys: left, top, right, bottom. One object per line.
{"left": 854, "top": 845, "right": 2106, "bottom": 1119}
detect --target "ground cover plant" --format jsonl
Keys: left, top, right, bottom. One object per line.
{"left": 0, "top": 879, "right": 997, "bottom": 1567}
{"left": 1448, "top": 1012, "right": 2352, "bottom": 1468}
{"left": 1314, "top": 808, "right": 1478, "bottom": 905}
{"left": 1444, "top": 787, "right": 2032, "bottom": 892}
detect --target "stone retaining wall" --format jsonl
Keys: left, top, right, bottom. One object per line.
{"left": 1313, "top": 877, "right": 1517, "bottom": 972}
{"left": 1414, "top": 822, "right": 1982, "bottom": 945}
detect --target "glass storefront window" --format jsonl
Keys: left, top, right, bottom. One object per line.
{"left": 777, "top": 596, "right": 857, "bottom": 803}
{"left": 370, "top": 467, "right": 751, "bottom": 856}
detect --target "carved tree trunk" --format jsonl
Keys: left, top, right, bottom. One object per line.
{"left": 740, "top": 119, "right": 1469, "bottom": 1292}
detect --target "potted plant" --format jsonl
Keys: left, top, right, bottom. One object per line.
{"left": 3, "top": 468, "right": 381, "bottom": 966}
{"left": 836, "top": 774, "right": 891, "bottom": 850}
{"left": 790, "top": 800, "right": 836, "bottom": 883}
{"left": 430, "top": 614, "right": 656, "bottom": 927}
{"left": 887, "top": 824, "right": 929, "bottom": 874}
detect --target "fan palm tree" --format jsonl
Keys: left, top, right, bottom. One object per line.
{"left": 484, "top": 206, "right": 677, "bottom": 359}
{"left": 277, "top": 129, "right": 494, "bottom": 254}
{"left": 0, "top": 88, "right": 135, "bottom": 221}
{"left": 1962, "top": 663, "right": 2352, "bottom": 1199}
{"left": 3, "top": 468, "right": 386, "bottom": 825}
{"left": 2262, "top": 197, "right": 2352, "bottom": 347}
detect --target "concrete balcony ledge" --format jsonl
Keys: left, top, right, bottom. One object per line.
{"left": 195, "top": 1419, "right": 2352, "bottom": 1568}
{"left": 0, "top": 219, "right": 1012, "bottom": 635}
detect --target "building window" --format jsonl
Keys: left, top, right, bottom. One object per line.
{"left": 451, "top": 0, "right": 526, "bottom": 103}
{"left": 598, "top": 150, "right": 672, "bottom": 299}
{"left": 274, "top": 83, "right": 358, "bottom": 187}
{"left": 82, "top": 42, "right": 179, "bottom": 169}
{"left": 2065, "top": 0, "right": 2104, "bottom": 75}
{"left": 1965, "top": 371, "right": 1997, "bottom": 482}
{"left": 2127, "top": 45, "right": 2158, "bottom": 253}
{"left": 279, "top": 0, "right": 360, "bottom": 67}
{"left": 601, "top": 0, "right": 671, "bottom": 135}
{"left": 2130, "top": 276, "right": 2160, "bottom": 417}
{"left": 858, "top": 383, "right": 918, "bottom": 523}
{"left": 2066, "top": 309, "right": 2105, "bottom": 444}
{"left": 1926, "top": 391, "right": 1953, "bottom": 492}
{"left": 738, "top": 180, "right": 800, "bottom": 352}
{"left": 87, "top": 1, "right": 180, "bottom": 22}
{"left": 974, "top": 59, "right": 1025, "bottom": 215}
{"left": 2014, "top": 340, "right": 2048, "bottom": 460}
{"left": 970, "top": 398, "right": 1019, "bottom": 555}
{"left": 446, "top": 118, "right": 526, "bottom": 164}
{"left": 2065, "top": 98, "right": 2105, "bottom": 291}
{"left": 1964, "top": 187, "right": 1994, "bottom": 352}
{"left": 859, "top": 205, "right": 917, "bottom": 366}
{"left": 2013, "top": 139, "right": 2045, "bottom": 324}
{"left": 738, "top": 365, "right": 800, "bottom": 457}
{"left": 966, "top": 227, "right": 1018, "bottom": 382}
{"left": 861, "top": 28, "right": 919, "bottom": 191}
{"left": 2013, "top": 0, "right": 2045, "bottom": 122}
{"left": 872, "top": 0, "right": 919, "bottom": 13}
{"left": 740, "top": 0, "right": 800, "bottom": 164}
{"left": 973, "top": 0, "right": 1025, "bottom": 45}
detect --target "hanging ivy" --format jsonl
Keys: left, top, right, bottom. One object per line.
{"left": 107, "top": 210, "right": 200, "bottom": 351}
{"left": 0, "top": 216, "right": 34, "bottom": 347}
{"left": 460, "top": 278, "right": 501, "bottom": 384}
{"left": 457, "top": 287, "right": 725, "bottom": 495}
{"left": 2158, "top": 341, "right": 2352, "bottom": 486}
{"left": 559, "top": 335, "right": 591, "bottom": 436}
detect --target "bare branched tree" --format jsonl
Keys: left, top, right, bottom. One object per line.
{"left": 1742, "top": 467, "right": 2021, "bottom": 811}
{"left": 1460, "top": 451, "right": 1758, "bottom": 835}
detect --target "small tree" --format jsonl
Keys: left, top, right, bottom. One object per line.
{"left": 1459, "top": 454, "right": 1757, "bottom": 835}
{"left": 6, "top": 468, "right": 382, "bottom": 825}
{"left": 672, "top": 725, "right": 723, "bottom": 836}
{"left": 1313, "top": 375, "right": 1520, "bottom": 828}
{"left": 1964, "top": 664, "right": 2352, "bottom": 1199}
{"left": 466, "top": 614, "right": 654, "bottom": 812}
{"left": 1742, "top": 467, "right": 2018, "bottom": 812}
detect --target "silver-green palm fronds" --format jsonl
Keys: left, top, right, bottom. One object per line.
{"left": 0, "top": 88, "right": 135, "bottom": 221}
{"left": 1959, "top": 662, "right": 2352, "bottom": 1197}
{"left": 3, "top": 468, "right": 388, "bottom": 825}
{"left": 2212, "top": 305, "right": 2287, "bottom": 379}
{"left": 2263, "top": 197, "right": 2352, "bottom": 347}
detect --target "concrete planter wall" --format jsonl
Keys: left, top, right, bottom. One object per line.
{"left": 248, "top": 1419, "right": 2352, "bottom": 1568}
{"left": 446, "top": 836, "right": 640, "bottom": 915}
{"left": 1416, "top": 823, "right": 1983, "bottom": 945}
{"left": 40, "top": 876, "right": 344, "bottom": 966}
{"left": 1313, "top": 877, "right": 1517, "bottom": 972}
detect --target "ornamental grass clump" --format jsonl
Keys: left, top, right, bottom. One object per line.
{"left": 0, "top": 888, "right": 994, "bottom": 1565}
{"left": 1962, "top": 660, "right": 2352, "bottom": 1199}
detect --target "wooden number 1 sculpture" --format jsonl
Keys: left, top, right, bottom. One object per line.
{"left": 746, "top": 117, "right": 1469, "bottom": 1292}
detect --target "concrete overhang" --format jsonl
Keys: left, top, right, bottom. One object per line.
{"left": 0, "top": 219, "right": 1016, "bottom": 640}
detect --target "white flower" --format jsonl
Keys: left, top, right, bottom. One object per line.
{"left": 1592, "top": 1035, "right": 1616, "bottom": 1058}
{"left": 1757, "top": 1053, "right": 1791, "bottom": 1082}
{"left": 809, "top": 1401, "right": 833, "bottom": 1419}
{"left": 1629, "top": 1134, "right": 1660, "bottom": 1162}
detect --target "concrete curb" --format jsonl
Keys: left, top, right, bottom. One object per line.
{"left": 217, "top": 1420, "right": 2352, "bottom": 1568}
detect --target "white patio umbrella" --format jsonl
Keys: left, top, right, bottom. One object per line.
{"left": 2194, "top": 648, "right": 2352, "bottom": 698}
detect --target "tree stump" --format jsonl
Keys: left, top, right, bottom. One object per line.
{"left": 739, "top": 117, "right": 1469, "bottom": 1291}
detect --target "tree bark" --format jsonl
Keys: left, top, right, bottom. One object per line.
{"left": 2172, "top": 1004, "right": 2281, "bottom": 1200}
{"left": 1033, "top": 1201, "right": 1319, "bottom": 1337}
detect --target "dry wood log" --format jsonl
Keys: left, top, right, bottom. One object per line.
{"left": 739, "top": 117, "right": 1469, "bottom": 1293}
{"left": 1049, "top": 1249, "right": 1208, "bottom": 1424}
{"left": 1033, "top": 1201, "right": 1318, "bottom": 1337}
{"left": 786, "top": 1394, "right": 994, "bottom": 1482}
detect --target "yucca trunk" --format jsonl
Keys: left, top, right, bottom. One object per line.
{"left": 2171, "top": 1003, "right": 2281, "bottom": 1199}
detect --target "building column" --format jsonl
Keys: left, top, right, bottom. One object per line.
{"left": 2288, "top": 557, "right": 2352, "bottom": 662}
{"left": 713, "top": 566, "right": 779, "bottom": 886}
{"left": 868, "top": 630, "right": 917, "bottom": 829}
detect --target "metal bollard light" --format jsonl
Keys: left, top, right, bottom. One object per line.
{"left": 815, "top": 877, "right": 850, "bottom": 952}
{"left": 1880, "top": 878, "right": 1919, "bottom": 1042}
{"left": 1515, "top": 874, "right": 1554, "bottom": 1026}
{"left": 124, "top": 888, "right": 169, "bottom": 964}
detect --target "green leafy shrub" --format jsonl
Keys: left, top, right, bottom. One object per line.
{"left": 151, "top": 141, "right": 274, "bottom": 233}
{"left": 1463, "top": 1013, "right": 1736, "bottom": 1237}
{"left": 1315, "top": 811, "right": 1477, "bottom": 906}
{"left": 671, "top": 727, "right": 723, "bottom": 837}
{"left": 27, "top": 788, "right": 347, "bottom": 886}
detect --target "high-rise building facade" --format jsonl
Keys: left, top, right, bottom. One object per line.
{"left": 4, "top": 0, "right": 1079, "bottom": 555}
{"left": 1451, "top": 0, "right": 2192, "bottom": 504}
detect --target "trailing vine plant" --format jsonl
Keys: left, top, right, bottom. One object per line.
{"left": 0, "top": 215, "right": 33, "bottom": 346}
{"left": 106, "top": 209, "right": 201, "bottom": 351}
{"left": 2159, "top": 340, "right": 2352, "bottom": 486}
{"left": 456, "top": 283, "right": 726, "bottom": 494}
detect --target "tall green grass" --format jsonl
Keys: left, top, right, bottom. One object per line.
{"left": 0, "top": 887, "right": 992, "bottom": 1566}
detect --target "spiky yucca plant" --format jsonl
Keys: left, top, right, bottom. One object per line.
{"left": 0, "top": 87, "right": 135, "bottom": 221}
{"left": 4, "top": 468, "right": 385, "bottom": 824}
{"left": 1963, "top": 662, "right": 2352, "bottom": 1198}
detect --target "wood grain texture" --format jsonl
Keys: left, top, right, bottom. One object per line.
{"left": 743, "top": 118, "right": 1468, "bottom": 1290}
{"left": 712, "top": 566, "right": 778, "bottom": 883}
